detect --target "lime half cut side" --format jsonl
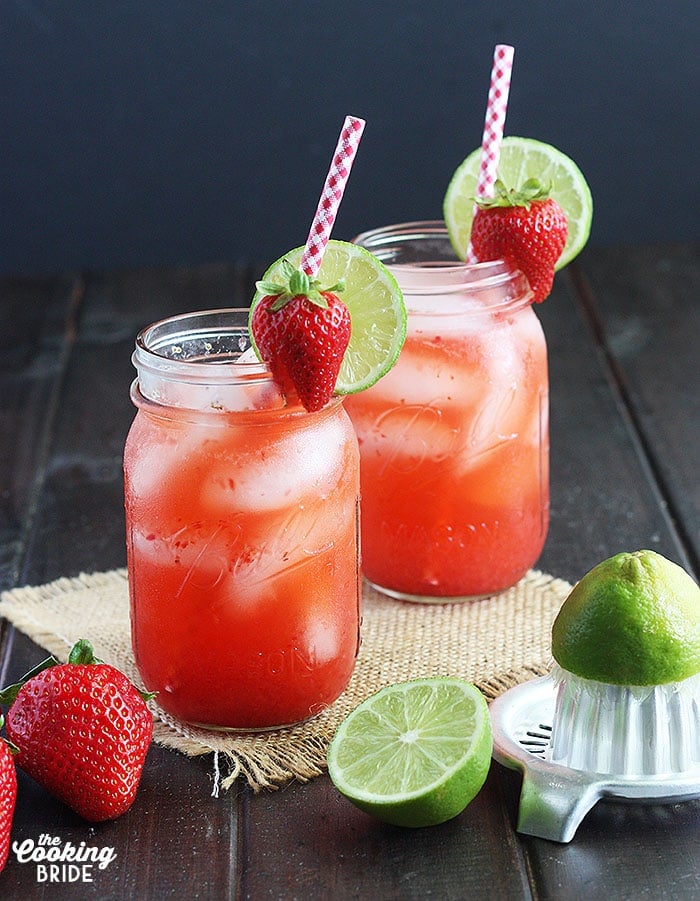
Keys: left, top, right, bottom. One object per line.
{"left": 444, "top": 136, "right": 593, "bottom": 270}
{"left": 250, "top": 240, "right": 406, "bottom": 395}
{"left": 327, "top": 678, "right": 492, "bottom": 828}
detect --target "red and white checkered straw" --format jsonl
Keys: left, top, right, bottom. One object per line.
{"left": 466, "top": 44, "right": 515, "bottom": 262}
{"left": 298, "top": 115, "right": 366, "bottom": 278}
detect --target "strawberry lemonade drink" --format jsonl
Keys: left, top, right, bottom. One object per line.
{"left": 124, "top": 309, "right": 360, "bottom": 729}
{"left": 346, "top": 222, "right": 549, "bottom": 601}
{"left": 124, "top": 116, "right": 406, "bottom": 731}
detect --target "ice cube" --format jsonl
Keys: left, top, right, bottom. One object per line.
{"left": 126, "top": 422, "right": 212, "bottom": 502}
{"left": 237, "top": 346, "right": 259, "bottom": 363}
{"left": 201, "top": 414, "right": 348, "bottom": 513}
{"left": 303, "top": 618, "right": 339, "bottom": 666}
{"left": 370, "top": 340, "right": 485, "bottom": 412}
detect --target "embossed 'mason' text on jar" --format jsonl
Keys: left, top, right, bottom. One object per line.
{"left": 345, "top": 222, "right": 549, "bottom": 603}
{"left": 123, "top": 309, "right": 361, "bottom": 730}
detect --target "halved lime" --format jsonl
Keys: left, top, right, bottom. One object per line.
{"left": 327, "top": 678, "right": 492, "bottom": 828}
{"left": 552, "top": 550, "right": 700, "bottom": 685}
{"left": 444, "top": 136, "right": 593, "bottom": 270}
{"left": 250, "top": 241, "right": 406, "bottom": 395}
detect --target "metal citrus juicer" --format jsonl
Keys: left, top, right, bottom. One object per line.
{"left": 489, "top": 552, "right": 700, "bottom": 843}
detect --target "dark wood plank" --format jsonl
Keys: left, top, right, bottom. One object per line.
{"left": 1, "top": 634, "right": 239, "bottom": 900}
{"left": 536, "top": 260, "right": 691, "bottom": 580}
{"left": 0, "top": 275, "right": 82, "bottom": 591}
{"left": 242, "top": 771, "right": 532, "bottom": 900}
{"left": 572, "top": 245, "right": 700, "bottom": 574}
{"left": 497, "top": 764, "right": 700, "bottom": 899}
{"left": 17, "top": 263, "right": 262, "bottom": 585}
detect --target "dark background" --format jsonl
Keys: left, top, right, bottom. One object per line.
{"left": 3, "top": 1, "right": 698, "bottom": 278}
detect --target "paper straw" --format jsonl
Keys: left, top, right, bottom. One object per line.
{"left": 299, "top": 115, "right": 366, "bottom": 277}
{"left": 466, "top": 44, "right": 514, "bottom": 262}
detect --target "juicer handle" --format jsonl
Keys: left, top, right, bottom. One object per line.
{"left": 517, "top": 766, "right": 602, "bottom": 843}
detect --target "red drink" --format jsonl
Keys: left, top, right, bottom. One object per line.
{"left": 346, "top": 223, "right": 549, "bottom": 601}
{"left": 124, "top": 310, "right": 360, "bottom": 729}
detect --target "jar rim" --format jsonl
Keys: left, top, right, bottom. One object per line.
{"left": 134, "top": 307, "right": 271, "bottom": 386}
{"left": 353, "top": 220, "right": 533, "bottom": 305}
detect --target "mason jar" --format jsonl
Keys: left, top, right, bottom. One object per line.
{"left": 124, "top": 309, "right": 361, "bottom": 730}
{"left": 345, "top": 222, "right": 549, "bottom": 602}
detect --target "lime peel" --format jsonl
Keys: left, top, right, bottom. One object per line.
{"left": 551, "top": 550, "right": 700, "bottom": 686}
{"left": 327, "top": 678, "right": 492, "bottom": 827}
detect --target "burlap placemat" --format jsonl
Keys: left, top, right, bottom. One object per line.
{"left": 0, "top": 569, "right": 569, "bottom": 792}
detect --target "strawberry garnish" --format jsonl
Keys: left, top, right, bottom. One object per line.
{"left": 0, "top": 719, "right": 17, "bottom": 874}
{"left": 470, "top": 178, "right": 568, "bottom": 303}
{"left": 0, "top": 640, "right": 153, "bottom": 823}
{"left": 252, "top": 260, "right": 351, "bottom": 412}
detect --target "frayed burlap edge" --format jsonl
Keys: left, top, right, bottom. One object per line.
{"left": 0, "top": 568, "right": 569, "bottom": 792}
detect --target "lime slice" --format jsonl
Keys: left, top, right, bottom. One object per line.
{"left": 552, "top": 550, "right": 700, "bottom": 685}
{"left": 444, "top": 136, "right": 593, "bottom": 270}
{"left": 250, "top": 241, "right": 406, "bottom": 395}
{"left": 327, "top": 678, "right": 492, "bottom": 828}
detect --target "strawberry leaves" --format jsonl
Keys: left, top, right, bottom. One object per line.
{"left": 256, "top": 259, "right": 346, "bottom": 311}
{"left": 475, "top": 177, "right": 552, "bottom": 210}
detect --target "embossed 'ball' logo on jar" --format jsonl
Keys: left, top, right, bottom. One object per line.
{"left": 153, "top": 499, "right": 345, "bottom": 602}
{"left": 374, "top": 403, "right": 462, "bottom": 475}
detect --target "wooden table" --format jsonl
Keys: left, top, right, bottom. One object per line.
{"left": 1, "top": 245, "right": 698, "bottom": 899}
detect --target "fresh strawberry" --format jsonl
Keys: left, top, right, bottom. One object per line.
{"left": 252, "top": 261, "right": 351, "bottom": 412}
{"left": 0, "top": 640, "right": 153, "bottom": 822}
{"left": 0, "top": 720, "right": 17, "bottom": 874}
{"left": 470, "top": 178, "right": 568, "bottom": 303}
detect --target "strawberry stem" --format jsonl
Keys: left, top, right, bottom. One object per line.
{"left": 475, "top": 177, "right": 552, "bottom": 210}
{"left": 255, "top": 258, "right": 346, "bottom": 312}
{"left": 68, "top": 638, "right": 101, "bottom": 665}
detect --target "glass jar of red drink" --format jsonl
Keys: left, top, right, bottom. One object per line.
{"left": 124, "top": 309, "right": 361, "bottom": 729}
{"left": 345, "top": 222, "right": 549, "bottom": 602}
